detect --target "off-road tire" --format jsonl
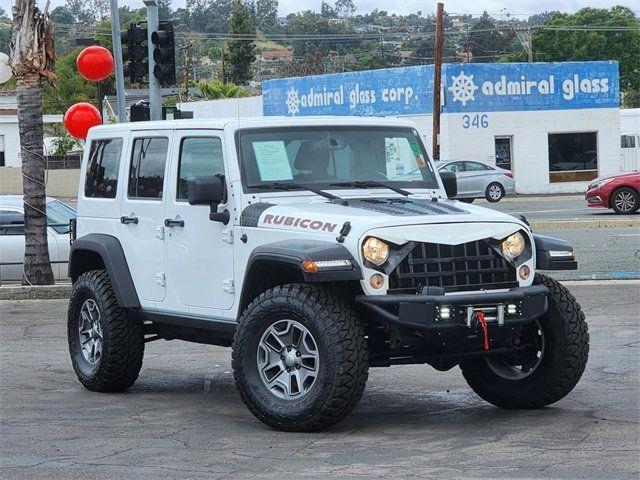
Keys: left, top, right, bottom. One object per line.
{"left": 460, "top": 274, "right": 589, "bottom": 408}
{"left": 68, "top": 270, "right": 144, "bottom": 392}
{"left": 232, "top": 284, "right": 369, "bottom": 432}
{"left": 610, "top": 187, "right": 639, "bottom": 215}
{"left": 485, "top": 182, "right": 505, "bottom": 202}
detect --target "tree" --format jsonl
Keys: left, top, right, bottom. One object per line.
{"left": 256, "top": 0, "right": 278, "bottom": 32}
{"left": 65, "top": 0, "right": 96, "bottom": 26}
{"left": 198, "top": 79, "right": 250, "bottom": 99}
{"left": 320, "top": 2, "right": 336, "bottom": 18}
{"left": 530, "top": 7, "right": 640, "bottom": 107}
{"left": 42, "top": 48, "right": 98, "bottom": 113}
{"left": 9, "top": 0, "right": 56, "bottom": 285}
{"left": 467, "top": 11, "right": 515, "bottom": 62}
{"left": 50, "top": 6, "right": 75, "bottom": 25}
{"left": 335, "top": 0, "right": 356, "bottom": 18}
{"left": 225, "top": 0, "right": 256, "bottom": 85}
{"left": 0, "top": 7, "right": 9, "bottom": 20}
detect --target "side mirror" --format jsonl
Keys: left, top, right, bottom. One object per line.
{"left": 439, "top": 171, "right": 458, "bottom": 199}
{"left": 187, "top": 176, "right": 229, "bottom": 224}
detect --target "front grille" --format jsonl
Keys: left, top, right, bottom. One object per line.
{"left": 388, "top": 240, "right": 517, "bottom": 293}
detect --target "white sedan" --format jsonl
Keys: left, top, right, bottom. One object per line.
{"left": 0, "top": 196, "right": 76, "bottom": 282}
{"left": 435, "top": 160, "right": 516, "bottom": 202}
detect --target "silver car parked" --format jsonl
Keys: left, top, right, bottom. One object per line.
{"left": 0, "top": 196, "right": 76, "bottom": 282}
{"left": 436, "top": 160, "right": 515, "bottom": 203}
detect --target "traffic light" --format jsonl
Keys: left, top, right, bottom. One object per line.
{"left": 151, "top": 21, "right": 176, "bottom": 87}
{"left": 121, "top": 23, "right": 148, "bottom": 84}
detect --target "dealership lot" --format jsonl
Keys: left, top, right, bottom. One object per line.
{"left": 0, "top": 282, "right": 638, "bottom": 479}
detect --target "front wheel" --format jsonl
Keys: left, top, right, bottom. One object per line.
{"left": 460, "top": 274, "right": 589, "bottom": 409}
{"left": 485, "top": 182, "right": 505, "bottom": 202}
{"left": 232, "top": 284, "right": 369, "bottom": 431}
{"left": 611, "top": 187, "right": 639, "bottom": 214}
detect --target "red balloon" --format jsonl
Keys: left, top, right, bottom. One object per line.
{"left": 64, "top": 103, "right": 102, "bottom": 140}
{"left": 76, "top": 46, "right": 114, "bottom": 82}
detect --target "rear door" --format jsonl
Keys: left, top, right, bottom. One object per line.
{"left": 162, "top": 130, "right": 235, "bottom": 313}
{"left": 119, "top": 132, "right": 172, "bottom": 304}
{"left": 462, "top": 161, "right": 493, "bottom": 196}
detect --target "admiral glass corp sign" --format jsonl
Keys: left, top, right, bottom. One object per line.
{"left": 262, "top": 61, "right": 619, "bottom": 116}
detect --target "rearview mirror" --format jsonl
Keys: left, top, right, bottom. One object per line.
{"left": 188, "top": 176, "right": 224, "bottom": 206}
{"left": 439, "top": 171, "right": 458, "bottom": 198}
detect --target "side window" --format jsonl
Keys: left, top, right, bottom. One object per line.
{"left": 84, "top": 138, "right": 123, "bottom": 198}
{"left": 0, "top": 210, "right": 25, "bottom": 235}
{"left": 442, "top": 162, "right": 464, "bottom": 173}
{"left": 177, "top": 137, "right": 224, "bottom": 200}
{"left": 466, "top": 162, "right": 491, "bottom": 171}
{"left": 128, "top": 137, "right": 169, "bottom": 199}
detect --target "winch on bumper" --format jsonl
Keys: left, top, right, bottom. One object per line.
{"left": 356, "top": 284, "right": 549, "bottom": 331}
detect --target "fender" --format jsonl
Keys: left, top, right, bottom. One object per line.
{"left": 533, "top": 234, "right": 578, "bottom": 271}
{"left": 69, "top": 234, "right": 141, "bottom": 309}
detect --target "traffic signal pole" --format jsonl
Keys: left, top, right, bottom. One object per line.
{"left": 144, "top": 0, "right": 162, "bottom": 121}
{"left": 109, "top": 0, "right": 127, "bottom": 122}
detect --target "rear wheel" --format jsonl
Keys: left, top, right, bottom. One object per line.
{"left": 460, "top": 274, "right": 589, "bottom": 408}
{"left": 232, "top": 284, "right": 369, "bottom": 431}
{"left": 611, "top": 187, "right": 639, "bottom": 214}
{"left": 485, "top": 182, "right": 505, "bottom": 202}
{"left": 68, "top": 270, "right": 144, "bottom": 392}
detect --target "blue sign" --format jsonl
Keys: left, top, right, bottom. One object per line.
{"left": 263, "top": 65, "right": 435, "bottom": 116}
{"left": 262, "top": 61, "right": 619, "bottom": 116}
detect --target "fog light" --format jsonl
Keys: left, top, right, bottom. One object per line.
{"left": 507, "top": 303, "right": 517, "bottom": 315}
{"left": 519, "top": 265, "right": 531, "bottom": 280}
{"left": 440, "top": 306, "right": 451, "bottom": 320}
{"left": 370, "top": 273, "right": 385, "bottom": 289}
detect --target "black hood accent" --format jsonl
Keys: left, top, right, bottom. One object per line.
{"left": 336, "top": 198, "right": 469, "bottom": 216}
{"left": 240, "top": 203, "right": 274, "bottom": 227}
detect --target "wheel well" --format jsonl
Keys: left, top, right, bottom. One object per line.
{"left": 69, "top": 249, "right": 105, "bottom": 282}
{"left": 609, "top": 185, "right": 638, "bottom": 208}
{"left": 238, "top": 260, "right": 303, "bottom": 314}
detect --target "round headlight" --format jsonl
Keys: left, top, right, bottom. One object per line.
{"left": 362, "top": 237, "right": 390, "bottom": 266}
{"left": 501, "top": 232, "right": 526, "bottom": 261}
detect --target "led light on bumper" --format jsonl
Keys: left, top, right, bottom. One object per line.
{"left": 362, "top": 237, "right": 390, "bottom": 266}
{"left": 501, "top": 232, "right": 525, "bottom": 261}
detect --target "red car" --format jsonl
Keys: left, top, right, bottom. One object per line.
{"left": 585, "top": 171, "right": 640, "bottom": 214}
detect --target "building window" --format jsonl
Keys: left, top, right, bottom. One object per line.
{"left": 495, "top": 136, "right": 512, "bottom": 171}
{"left": 84, "top": 138, "right": 123, "bottom": 198}
{"left": 621, "top": 135, "right": 636, "bottom": 149}
{"left": 548, "top": 132, "right": 598, "bottom": 183}
{"left": 128, "top": 137, "right": 169, "bottom": 199}
{"left": 177, "top": 137, "right": 224, "bottom": 200}
{"left": 0, "top": 134, "right": 5, "bottom": 167}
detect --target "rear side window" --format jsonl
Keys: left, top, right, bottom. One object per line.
{"left": 466, "top": 162, "right": 492, "bottom": 171}
{"left": 177, "top": 137, "right": 224, "bottom": 200}
{"left": 84, "top": 138, "right": 123, "bottom": 198}
{"left": 128, "top": 137, "right": 169, "bottom": 199}
{"left": 0, "top": 210, "right": 25, "bottom": 235}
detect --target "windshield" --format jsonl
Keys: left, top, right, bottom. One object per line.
{"left": 237, "top": 126, "right": 439, "bottom": 192}
{"left": 47, "top": 200, "right": 76, "bottom": 234}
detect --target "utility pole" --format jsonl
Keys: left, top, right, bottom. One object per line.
{"left": 109, "top": 0, "right": 127, "bottom": 122}
{"left": 144, "top": 0, "right": 162, "bottom": 120}
{"left": 432, "top": 2, "right": 444, "bottom": 161}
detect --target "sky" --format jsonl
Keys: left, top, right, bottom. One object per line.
{"left": 2, "top": 0, "right": 639, "bottom": 18}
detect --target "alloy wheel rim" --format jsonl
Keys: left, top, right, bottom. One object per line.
{"left": 257, "top": 319, "right": 320, "bottom": 400}
{"left": 484, "top": 320, "right": 545, "bottom": 380}
{"left": 489, "top": 185, "right": 502, "bottom": 200}
{"left": 78, "top": 299, "right": 103, "bottom": 365}
{"left": 615, "top": 192, "right": 635, "bottom": 212}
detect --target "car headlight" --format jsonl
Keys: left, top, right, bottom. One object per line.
{"left": 362, "top": 237, "right": 390, "bottom": 266}
{"left": 588, "top": 178, "right": 614, "bottom": 190}
{"left": 501, "top": 232, "right": 525, "bottom": 261}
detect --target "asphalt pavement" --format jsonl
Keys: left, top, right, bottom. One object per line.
{"left": 1, "top": 282, "right": 638, "bottom": 479}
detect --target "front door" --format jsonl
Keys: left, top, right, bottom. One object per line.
{"left": 119, "top": 132, "right": 171, "bottom": 303}
{"left": 163, "top": 130, "right": 235, "bottom": 312}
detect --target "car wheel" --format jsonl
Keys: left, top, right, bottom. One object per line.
{"left": 485, "top": 182, "right": 505, "bottom": 202}
{"left": 460, "top": 274, "right": 589, "bottom": 409}
{"left": 611, "top": 187, "right": 639, "bottom": 214}
{"left": 232, "top": 284, "right": 369, "bottom": 432}
{"left": 458, "top": 198, "right": 474, "bottom": 204}
{"left": 68, "top": 270, "right": 144, "bottom": 392}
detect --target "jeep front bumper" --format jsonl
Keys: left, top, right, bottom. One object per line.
{"left": 356, "top": 285, "right": 549, "bottom": 331}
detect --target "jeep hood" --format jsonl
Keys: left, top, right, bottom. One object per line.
{"left": 244, "top": 196, "right": 527, "bottom": 241}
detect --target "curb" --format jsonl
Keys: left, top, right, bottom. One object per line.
{"left": 0, "top": 284, "right": 72, "bottom": 301}
{"left": 530, "top": 218, "right": 640, "bottom": 229}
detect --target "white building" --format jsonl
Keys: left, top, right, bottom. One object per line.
{"left": 182, "top": 61, "right": 637, "bottom": 194}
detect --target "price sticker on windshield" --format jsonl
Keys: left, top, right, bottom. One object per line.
{"left": 409, "top": 140, "right": 427, "bottom": 169}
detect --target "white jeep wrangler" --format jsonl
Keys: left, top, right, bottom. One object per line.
{"left": 68, "top": 117, "right": 589, "bottom": 431}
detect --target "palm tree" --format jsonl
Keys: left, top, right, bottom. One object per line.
{"left": 198, "top": 80, "right": 249, "bottom": 100}
{"left": 9, "top": 0, "right": 56, "bottom": 284}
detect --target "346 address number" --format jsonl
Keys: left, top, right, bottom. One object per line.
{"left": 462, "top": 114, "right": 489, "bottom": 129}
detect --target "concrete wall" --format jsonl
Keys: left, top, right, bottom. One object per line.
{"left": 177, "top": 96, "right": 263, "bottom": 119}
{"left": 0, "top": 167, "right": 80, "bottom": 197}
{"left": 0, "top": 115, "right": 65, "bottom": 168}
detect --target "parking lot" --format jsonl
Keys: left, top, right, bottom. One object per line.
{"left": 1, "top": 281, "right": 638, "bottom": 479}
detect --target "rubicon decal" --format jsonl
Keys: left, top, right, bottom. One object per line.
{"left": 262, "top": 214, "right": 338, "bottom": 232}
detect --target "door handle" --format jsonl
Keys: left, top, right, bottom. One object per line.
{"left": 120, "top": 216, "right": 138, "bottom": 225}
{"left": 164, "top": 218, "right": 185, "bottom": 228}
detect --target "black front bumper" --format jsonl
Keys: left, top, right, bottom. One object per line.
{"left": 356, "top": 285, "right": 549, "bottom": 331}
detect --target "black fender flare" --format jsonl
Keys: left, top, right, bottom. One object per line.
{"left": 69, "top": 234, "right": 141, "bottom": 309}
{"left": 533, "top": 234, "right": 578, "bottom": 271}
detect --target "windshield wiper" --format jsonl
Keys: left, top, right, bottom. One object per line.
{"left": 247, "top": 182, "right": 341, "bottom": 201}
{"left": 330, "top": 181, "right": 412, "bottom": 197}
